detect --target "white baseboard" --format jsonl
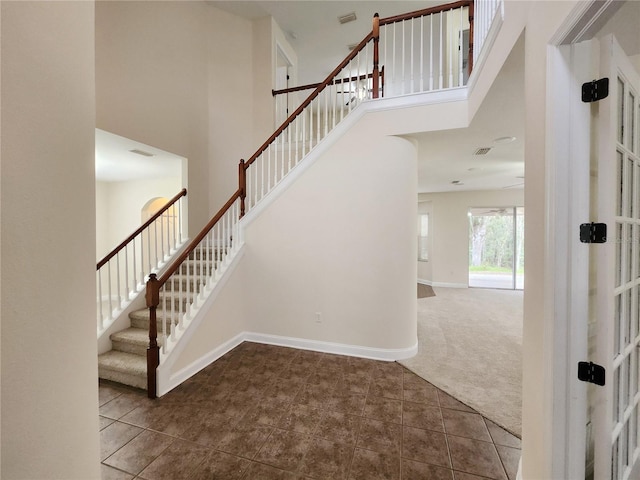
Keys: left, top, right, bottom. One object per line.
{"left": 417, "top": 278, "right": 432, "bottom": 286}
{"left": 431, "top": 281, "right": 468, "bottom": 289}
{"left": 158, "top": 331, "right": 246, "bottom": 396}
{"left": 244, "top": 332, "right": 418, "bottom": 362}
{"left": 157, "top": 331, "right": 418, "bottom": 396}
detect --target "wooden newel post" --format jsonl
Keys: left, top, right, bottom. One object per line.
{"left": 146, "top": 273, "right": 160, "bottom": 399}
{"left": 468, "top": 1, "right": 474, "bottom": 76}
{"left": 372, "top": 13, "right": 380, "bottom": 99}
{"left": 239, "top": 159, "right": 246, "bottom": 217}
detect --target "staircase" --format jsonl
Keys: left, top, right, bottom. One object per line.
{"left": 96, "top": 0, "right": 501, "bottom": 397}
{"left": 98, "top": 246, "right": 224, "bottom": 390}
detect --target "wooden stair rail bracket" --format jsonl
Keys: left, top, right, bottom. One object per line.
{"left": 372, "top": 13, "right": 380, "bottom": 99}
{"left": 145, "top": 273, "right": 160, "bottom": 399}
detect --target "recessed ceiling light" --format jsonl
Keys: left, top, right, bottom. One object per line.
{"left": 338, "top": 12, "right": 357, "bottom": 24}
{"left": 451, "top": 180, "right": 464, "bottom": 186}
{"left": 493, "top": 136, "right": 516, "bottom": 144}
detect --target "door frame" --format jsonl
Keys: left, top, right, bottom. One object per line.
{"left": 546, "top": 1, "right": 628, "bottom": 478}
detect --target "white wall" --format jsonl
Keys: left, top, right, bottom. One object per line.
{"left": 417, "top": 201, "right": 432, "bottom": 283}
{"left": 208, "top": 5, "right": 254, "bottom": 211}
{"left": 242, "top": 132, "right": 417, "bottom": 352}
{"left": 95, "top": 177, "right": 182, "bottom": 260}
{"left": 1, "top": 2, "right": 100, "bottom": 478}
{"left": 417, "top": 189, "right": 524, "bottom": 287}
{"left": 96, "top": 1, "right": 252, "bottom": 234}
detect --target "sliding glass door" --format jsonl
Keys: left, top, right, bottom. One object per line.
{"left": 468, "top": 207, "right": 524, "bottom": 290}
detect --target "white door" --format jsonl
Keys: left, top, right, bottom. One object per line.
{"left": 594, "top": 34, "right": 640, "bottom": 480}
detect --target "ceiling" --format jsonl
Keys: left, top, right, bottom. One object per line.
{"left": 95, "top": 129, "right": 183, "bottom": 182}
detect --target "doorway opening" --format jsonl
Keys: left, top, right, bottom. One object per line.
{"left": 468, "top": 206, "right": 524, "bottom": 289}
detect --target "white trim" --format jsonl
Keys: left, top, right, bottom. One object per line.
{"left": 158, "top": 331, "right": 246, "bottom": 396}
{"left": 417, "top": 278, "right": 432, "bottom": 286}
{"left": 430, "top": 281, "right": 467, "bottom": 289}
{"left": 546, "top": 39, "right": 595, "bottom": 480}
{"left": 466, "top": 14, "right": 503, "bottom": 94}
{"left": 244, "top": 332, "right": 418, "bottom": 362}
{"left": 156, "top": 245, "right": 245, "bottom": 395}
{"left": 158, "top": 330, "right": 418, "bottom": 396}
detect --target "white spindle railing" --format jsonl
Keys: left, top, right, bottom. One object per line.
{"left": 97, "top": 189, "right": 187, "bottom": 334}
{"left": 154, "top": 196, "right": 242, "bottom": 357}
{"left": 247, "top": 41, "right": 376, "bottom": 210}
{"left": 379, "top": 4, "right": 470, "bottom": 96}
{"left": 147, "top": 0, "right": 503, "bottom": 396}
{"left": 473, "top": 0, "right": 503, "bottom": 65}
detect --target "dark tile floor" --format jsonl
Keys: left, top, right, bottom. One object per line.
{"left": 99, "top": 342, "right": 521, "bottom": 480}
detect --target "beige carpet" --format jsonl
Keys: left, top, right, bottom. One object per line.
{"left": 400, "top": 286, "right": 523, "bottom": 437}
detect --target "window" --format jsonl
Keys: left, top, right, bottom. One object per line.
{"left": 418, "top": 214, "right": 429, "bottom": 261}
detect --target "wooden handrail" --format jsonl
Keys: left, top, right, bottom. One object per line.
{"left": 272, "top": 72, "right": 376, "bottom": 97}
{"left": 245, "top": 31, "right": 374, "bottom": 167}
{"left": 145, "top": 1, "right": 476, "bottom": 398}
{"left": 379, "top": 0, "right": 472, "bottom": 26}
{"left": 97, "top": 188, "right": 187, "bottom": 270}
{"left": 155, "top": 189, "right": 242, "bottom": 287}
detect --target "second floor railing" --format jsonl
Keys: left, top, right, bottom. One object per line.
{"left": 97, "top": 188, "right": 187, "bottom": 333}
{"left": 145, "top": 0, "right": 488, "bottom": 397}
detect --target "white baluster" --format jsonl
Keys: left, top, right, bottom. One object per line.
{"left": 392, "top": 22, "right": 396, "bottom": 93}
{"left": 303, "top": 107, "right": 307, "bottom": 156}
{"left": 124, "top": 246, "right": 130, "bottom": 300}
{"left": 430, "top": 14, "right": 434, "bottom": 91}
{"left": 288, "top": 124, "right": 292, "bottom": 172}
{"left": 116, "top": 252, "right": 122, "bottom": 308}
{"left": 459, "top": 6, "right": 464, "bottom": 86}
{"left": 410, "top": 18, "right": 414, "bottom": 94}
{"left": 154, "top": 220, "right": 158, "bottom": 269}
{"left": 448, "top": 10, "right": 453, "bottom": 88}
{"left": 107, "top": 261, "right": 113, "bottom": 320}
{"left": 98, "top": 271, "right": 104, "bottom": 331}
{"left": 420, "top": 15, "right": 424, "bottom": 92}
{"left": 281, "top": 131, "right": 285, "bottom": 179}
{"left": 316, "top": 95, "right": 320, "bottom": 144}
{"left": 439, "top": 12, "right": 443, "bottom": 89}
{"left": 402, "top": 20, "right": 405, "bottom": 95}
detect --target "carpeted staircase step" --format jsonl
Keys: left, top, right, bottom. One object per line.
{"left": 98, "top": 350, "right": 147, "bottom": 390}
{"left": 111, "top": 327, "right": 163, "bottom": 356}
{"left": 129, "top": 308, "right": 181, "bottom": 330}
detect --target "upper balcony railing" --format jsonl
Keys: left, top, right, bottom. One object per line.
{"left": 144, "top": 0, "right": 507, "bottom": 397}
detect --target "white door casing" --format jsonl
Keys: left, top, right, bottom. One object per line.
{"left": 594, "top": 34, "right": 640, "bottom": 480}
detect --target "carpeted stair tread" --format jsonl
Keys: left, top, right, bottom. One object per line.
{"left": 111, "top": 327, "right": 149, "bottom": 346}
{"left": 98, "top": 351, "right": 147, "bottom": 390}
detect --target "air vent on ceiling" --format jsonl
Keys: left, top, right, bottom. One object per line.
{"left": 473, "top": 147, "right": 492, "bottom": 156}
{"left": 338, "top": 12, "right": 357, "bottom": 24}
{"left": 129, "top": 149, "right": 154, "bottom": 157}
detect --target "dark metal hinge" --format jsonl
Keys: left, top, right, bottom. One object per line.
{"left": 578, "top": 361, "right": 605, "bottom": 386}
{"left": 580, "top": 223, "right": 607, "bottom": 243}
{"left": 582, "top": 78, "right": 609, "bottom": 102}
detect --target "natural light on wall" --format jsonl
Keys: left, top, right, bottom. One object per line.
{"left": 418, "top": 213, "right": 429, "bottom": 261}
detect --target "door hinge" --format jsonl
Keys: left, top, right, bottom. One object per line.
{"left": 578, "top": 361, "right": 606, "bottom": 386}
{"left": 582, "top": 78, "right": 609, "bottom": 102}
{"left": 579, "top": 222, "right": 607, "bottom": 243}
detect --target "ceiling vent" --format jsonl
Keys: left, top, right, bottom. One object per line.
{"left": 473, "top": 147, "right": 492, "bottom": 156}
{"left": 129, "top": 149, "right": 154, "bottom": 157}
{"left": 338, "top": 12, "right": 357, "bottom": 24}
